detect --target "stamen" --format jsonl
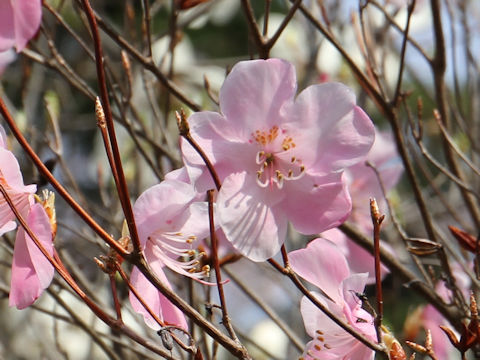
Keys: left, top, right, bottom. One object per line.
{"left": 256, "top": 151, "right": 265, "bottom": 164}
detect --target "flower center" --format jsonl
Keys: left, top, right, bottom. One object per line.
{"left": 251, "top": 126, "right": 306, "bottom": 189}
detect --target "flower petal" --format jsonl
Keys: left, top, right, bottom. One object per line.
{"left": 25, "top": 203, "right": 54, "bottom": 289}
{"left": 217, "top": 172, "right": 287, "bottom": 261}
{"left": 181, "top": 111, "right": 254, "bottom": 191}
{"left": 13, "top": 0, "right": 42, "bottom": 52}
{"left": 0, "top": 1, "right": 14, "bottom": 51}
{"left": 129, "top": 259, "right": 188, "bottom": 331}
{"left": 289, "top": 238, "right": 349, "bottom": 302}
{"left": 219, "top": 59, "right": 297, "bottom": 137}
{"left": 283, "top": 172, "right": 351, "bottom": 235}
{"left": 0, "top": 147, "right": 36, "bottom": 194}
{"left": 288, "top": 82, "right": 375, "bottom": 173}
{"left": 134, "top": 179, "right": 197, "bottom": 248}
{"left": 9, "top": 204, "right": 53, "bottom": 309}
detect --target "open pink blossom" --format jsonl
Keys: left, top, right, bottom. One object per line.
{"left": 322, "top": 130, "right": 403, "bottom": 283}
{"left": 9, "top": 203, "right": 54, "bottom": 309}
{"left": 182, "top": 58, "right": 375, "bottom": 261}
{"left": 289, "top": 238, "right": 377, "bottom": 360}
{"left": 0, "top": 0, "right": 42, "bottom": 52}
{"left": 129, "top": 179, "right": 210, "bottom": 330}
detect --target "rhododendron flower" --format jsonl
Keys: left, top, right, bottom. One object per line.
{"left": 9, "top": 203, "right": 54, "bottom": 309}
{"left": 0, "top": 0, "right": 42, "bottom": 52}
{"left": 323, "top": 130, "right": 403, "bottom": 282}
{"left": 289, "top": 238, "right": 376, "bottom": 360}
{"left": 182, "top": 58, "right": 375, "bottom": 261}
{"left": 0, "top": 127, "right": 55, "bottom": 309}
{"left": 129, "top": 179, "right": 210, "bottom": 330}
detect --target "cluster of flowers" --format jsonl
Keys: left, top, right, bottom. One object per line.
{"left": 133, "top": 58, "right": 385, "bottom": 358}
{"left": 2, "top": 56, "right": 403, "bottom": 359}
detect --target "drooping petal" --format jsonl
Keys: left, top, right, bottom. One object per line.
{"left": 12, "top": 0, "right": 42, "bottom": 52}
{"left": 217, "top": 172, "right": 287, "bottom": 261}
{"left": 219, "top": 58, "right": 297, "bottom": 138}
{"left": 133, "top": 180, "right": 197, "bottom": 248}
{"left": 9, "top": 204, "right": 54, "bottom": 309}
{"left": 288, "top": 82, "right": 374, "bottom": 173}
{"left": 289, "top": 238, "right": 349, "bottom": 303}
{"left": 129, "top": 262, "right": 188, "bottom": 331}
{"left": 283, "top": 172, "right": 351, "bottom": 235}
{"left": 24, "top": 204, "right": 54, "bottom": 289}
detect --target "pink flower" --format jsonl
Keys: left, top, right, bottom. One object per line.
{"left": 9, "top": 203, "right": 54, "bottom": 309}
{"left": 0, "top": 0, "right": 42, "bottom": 52}
{"left": 129, "top": 179, "right": 210, "bottom": 330}
{"left": 322, "top": 130, "right": 403, "bottom": 283}
{"left": 289, "top": 238, "right": 377, "bottom": 360}
{"left": 182, "top": 58, "right": 375, "bottom": 261}
{"left": 0, "top": 128, "right": 55, "bottom": 309}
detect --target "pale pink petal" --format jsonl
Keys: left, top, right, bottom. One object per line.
{"left": 288, "top": 83, "right": 375, "bottom": 173}
{"left": 164, "top": 166, "right": 191, "bottom": 183}
{"left": 176, "top": 202, "right": 210, "bottom": 241}
{"left": 219, "top": 59, "right": 297, "bottom": 137}
{"left": 9, "top": 204, "right": 54, "bottom": 309}
{"left": 0, "top": 220, "right": 16, "bottom": 236}
{"left": 13, "top": 0, "right": 42, "bottom": 52}
{"left": 134, "top": 180, "right": 196, "bottom": 247}
{"left": 289, "top": 238, "right": 349, "bottom": 302}
{"left": 181, "top": 111, "right": 253, "bottom": 191}
{"left": 9, "top": 228, "right": 41, "bottom": 309}
{"left": 129, "top": 262, "right": 187, "bottom": 331}
{"left": 0, "top": 1, "right": 14, "bottom": 51}
{"left": 0, "top": 147, "right": 36, "bottom": 193}
{"left": 217, "top": 172, "right": 287, "bottom": 261}
{"left": 283, "top": 173, "right": 351, "bottom": 235}
{"left": 300, "top": 292, "right": 340, "bottom": 338}
{"left": 25, "top": 204, "right": 54, "bottom": 288}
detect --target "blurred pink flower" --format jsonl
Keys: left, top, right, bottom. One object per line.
{"left": 0, "top": 0, "right": 42, "bottom": 52}
{"left": 420, "top": 263, "right": 470, "bottom": 359}
{"left": 322, "top": 130, "right": 403, "bottom": 283}
{"left": 129, "top": 179, "right": 210, "bottom": 330}
{"left": 182, "top": 58, "right": 375, "bottom": 261}
{"left": 289, "top": 238, "right": 376, "bottom": 360}
{"left": 9, "top": 203, "right": 54, "bottom": 309}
